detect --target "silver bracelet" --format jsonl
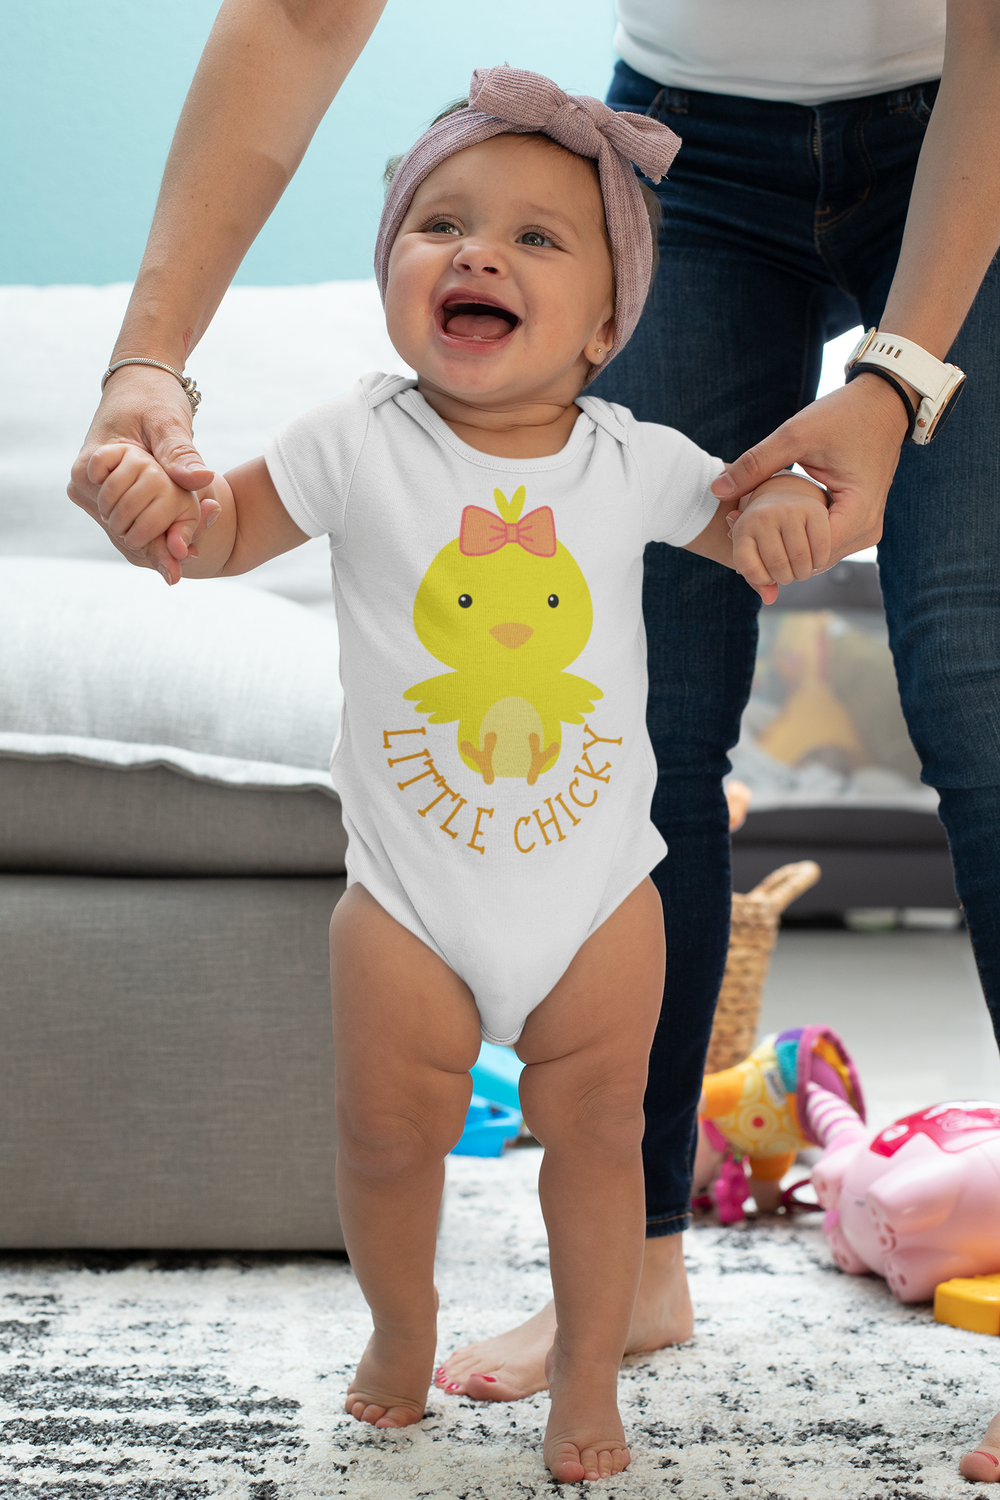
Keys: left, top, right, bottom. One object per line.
{"left": 101, "top": 358, "right": 202, "bottom": 417}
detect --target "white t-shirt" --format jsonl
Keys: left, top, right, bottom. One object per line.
{"left": 266, "top": 373, "right": 722, "bottom": 1043}
{"left": 615, "top": 0, "right": 945, "bottom": 105}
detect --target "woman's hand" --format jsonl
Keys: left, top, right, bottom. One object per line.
{"left": 711, "top": 374, "right": 911, "bottom": 563}
{"left": 69, "top": 365, "right": 216, "bottom": 579}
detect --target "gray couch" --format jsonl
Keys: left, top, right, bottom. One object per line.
{"left": 0, "top": 558, "right": 349, "bottom": 1247}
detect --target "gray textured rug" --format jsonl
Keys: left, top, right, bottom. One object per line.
{"left": 2, "top": 1148, "right": 999, "bottom": 1499}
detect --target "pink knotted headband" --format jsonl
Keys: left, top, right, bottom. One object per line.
{"left": 374, "top": 66, "right": 682, "bottom": 373}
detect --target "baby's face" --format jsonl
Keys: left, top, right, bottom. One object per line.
{"left": 385, "top": 135, "right": 615, "bottom": 406}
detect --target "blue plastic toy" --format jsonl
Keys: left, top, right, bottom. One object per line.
{"left": 450, "top": 1043, "right": 525, "bottom": 1156}
{"left": 469, "top": 1040, "right": 524, "bottom": 1111}
{"left": 452, "top": 1095, "right": 522, "bottom": 1156}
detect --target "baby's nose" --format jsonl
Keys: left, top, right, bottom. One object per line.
{"left": 490, "top": 622, "right": 533, "bottom": 649}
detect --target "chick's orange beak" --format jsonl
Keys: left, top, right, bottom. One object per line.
{"left": 490, "top": 622, "right": 533, "bottom": 649}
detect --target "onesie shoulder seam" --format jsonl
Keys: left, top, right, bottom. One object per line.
{"left": 336, "top": 399, "right": 373, "bottom": 551}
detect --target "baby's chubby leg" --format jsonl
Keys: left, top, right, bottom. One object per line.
{"left": 330, "top": 885, "right": 482, "bottom": 1429}
{"left": 515, "top": 877, "right": 665, "bottom": 1483}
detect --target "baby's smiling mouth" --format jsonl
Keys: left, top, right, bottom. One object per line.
{"left": 440, "top": 298, "right": 520, "bottom": 342}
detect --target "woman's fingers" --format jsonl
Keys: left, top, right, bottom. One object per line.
{"left": 805, "top": 498, "right": 833, "bottom": 574}
{"left": 712, "top": 435, "right": 794, "bottom": 503}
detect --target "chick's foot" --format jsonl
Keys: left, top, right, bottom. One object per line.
{"left": 526, "top": 733, "right": 559, "bottom": 786}
{"left": 461, "top": 731, "right": 497, "bottom": 784}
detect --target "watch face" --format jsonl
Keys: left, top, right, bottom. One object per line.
{"left": 923, "top": 376, "right": 966, "bottom": 441}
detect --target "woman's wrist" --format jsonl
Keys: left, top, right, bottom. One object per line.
{"left": 844, "top": 369, "right": 916, "bottom": 437}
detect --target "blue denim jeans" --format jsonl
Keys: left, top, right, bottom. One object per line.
{"left": 590, "top": 61, "right": 1000, "bottom": 1236}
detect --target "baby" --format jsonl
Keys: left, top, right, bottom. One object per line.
{"left": 86, "top": 68, "right": 831, "bottom": 1484}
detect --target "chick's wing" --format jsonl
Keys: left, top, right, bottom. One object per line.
{"left": 549, "top": 673, "right": 604, "bottom": 725}
{"left": 402, "top": 672, "right": 466, "bottom": 723}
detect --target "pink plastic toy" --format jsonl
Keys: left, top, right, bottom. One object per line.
{"left": 808, "top": 1085, "right": 1000, "bottom": 1303}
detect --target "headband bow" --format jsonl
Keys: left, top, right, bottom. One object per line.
{"left": 374, "top": 66, "right": 682, "bottom": 375}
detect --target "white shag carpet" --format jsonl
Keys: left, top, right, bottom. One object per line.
{"left": 2, "top": 1148, "right": 1000, "bottom": 1499}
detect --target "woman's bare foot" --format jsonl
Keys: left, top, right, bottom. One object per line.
{"left": 345, "top": 1324, "right": 437, "bottom": 1429}
{"left": 435, "top": 1232, "right": 693, "bottom": 1400}
{"left": 543, "top": 1343, "right": 630, "bottom": 1483}
{"left": 960, "top": 1410, "right": 1000, "bottom": 1482}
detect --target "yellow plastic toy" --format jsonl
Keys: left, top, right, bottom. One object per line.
{"left": 405, "top": 486, "right": 602, "bottom": 785}
{"left": 935, "top": 1274, "right": 1000, "bottom": 1335}
{"left": 695, "top": 1026, "right": 864, "bottom": 1221}
{"left": 757, "top": 612, "right": 866, "bottom": 772}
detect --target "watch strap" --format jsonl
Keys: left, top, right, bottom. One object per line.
{"left": 848, "top": 330, "right": 957, "bottom": 404}
{"left": 845, "top": 363, "right": 916, "bottom": 442}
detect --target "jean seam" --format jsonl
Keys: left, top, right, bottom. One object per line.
{"left": 814, "top": 102, "right": 878, "bottom": 297}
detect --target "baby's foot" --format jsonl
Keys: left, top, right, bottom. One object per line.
{"left": 543, "top": 1345, "right": 630, "bottom": 1484}
{"left": 960, "top": 1410, "right": 1000, "bottom": 1482}
{"left": 345, "top": 1326, "right": 436, "bottom": 1429}
{"left": 435, "top": 1303, "right": 556, "bottom": 1401}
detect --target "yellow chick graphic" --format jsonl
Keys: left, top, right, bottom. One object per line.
{"left": 404, "top": 487, "right": 602, "bottom": 785}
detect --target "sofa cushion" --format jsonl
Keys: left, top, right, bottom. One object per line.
{"left": 0, "top": 558, "right": 347, "bottom": 875}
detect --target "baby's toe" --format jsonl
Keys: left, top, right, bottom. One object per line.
{"left": 960, "top": 1446, "right": 1000, "bottom": 1482}
{"left": 582, "top": 1445, "right": 630, "bottom": 1480}
{"left": 546, "top": 1441, "right": 586, "bottom": 1484}
{"left": 579, "top": 1447, "right": 602, "bottom": 1480}
{"left": 375, "top": 1405, "right": 417, "bottom": 1428}
{"left": 346, "top": 1397, "right": 387, "bottom": 1425}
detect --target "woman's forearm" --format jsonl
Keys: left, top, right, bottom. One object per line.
{"left": 111, "top": 0, "right": 387, "bottom": 370}
{"left": 880, "top": 0, "right": 1000, "bottom": 357}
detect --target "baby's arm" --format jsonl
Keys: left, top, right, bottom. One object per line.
{"left": 684, "top": 472, "right": 831, "bottom": 606}
{"left": 88, "top": 444, "right": 309, "bottom": 582}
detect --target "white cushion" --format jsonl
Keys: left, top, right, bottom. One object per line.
{"left": 0, "top": 557, "right": 341, "bottom": 787}
{"left": 0, "top": 558, "right": 347, "bottom": 874}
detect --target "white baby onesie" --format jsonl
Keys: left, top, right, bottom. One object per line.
{"left": 266, "top": 374, "right": 723, "bottom": 1044}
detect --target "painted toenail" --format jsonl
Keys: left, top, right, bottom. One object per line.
{"left": 447, "top": 1383, "right": 460, "bottom": 1392}
{"left": 974, "top": 1452, "right": 1000, "bottom": 1467}
{"left": 435, "top": 1367, "right": 444, "bottom": 1375}
{"left": 478, "top": 1375, "right": 497, "bottom": 1382}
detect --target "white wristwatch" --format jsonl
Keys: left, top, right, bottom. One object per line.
{"left": 844, "top": 328, "right": 965, "bottom": 445}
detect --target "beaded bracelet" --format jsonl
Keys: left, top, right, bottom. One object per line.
{"left": 101, "top": 358, "right": 202, "bottom": 417}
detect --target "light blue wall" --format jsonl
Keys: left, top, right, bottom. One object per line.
{"left": 3, "top": 0, "right": 617, "bottom": 284}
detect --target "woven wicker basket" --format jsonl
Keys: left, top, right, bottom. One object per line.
{"left": 704, "top": 861, "right": 822, "bottom": 1075}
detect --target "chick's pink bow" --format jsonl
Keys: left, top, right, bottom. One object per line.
{"left": 459, "top": 504, "right": 557, "bottom": 558}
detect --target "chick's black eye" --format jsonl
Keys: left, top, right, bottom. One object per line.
{"left": 458, "top": 594, "right": 473, "bottom": 609}
{"left": 547, "top": 594, "right": 559, "bottom": 608}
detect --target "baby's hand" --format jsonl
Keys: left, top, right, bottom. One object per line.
{"left": 728, "top": 473, "right": 831, "bottom": 606}
{"left": 87, "top": 443, "right": 221, "bottom": 583}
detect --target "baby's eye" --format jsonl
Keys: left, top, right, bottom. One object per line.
{"left": 429, "top": 220, "right": 462, "bottom": 236}
{"left": 547, "top": 595, "right": 559, "bottom": 608}
{"left": 518, "top": 230, "right": 553, "bottom": 248}
{"left": 458, "top": 594, "right": 473, "bottom": 609}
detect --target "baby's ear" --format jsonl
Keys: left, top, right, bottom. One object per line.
{"left": 586, "top": 316, "right": 616, "bottom": 368}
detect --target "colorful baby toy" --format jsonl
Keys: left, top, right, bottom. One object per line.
{"left": 695, "top": 1026, "right": 864, "bottom": 1223}
{"left": 808, "top": 1088, "right": 1000, "bottom": 1303}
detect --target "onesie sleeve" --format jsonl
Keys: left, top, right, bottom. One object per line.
{"left": 614, "top": 405, "right": 726, "bottom": 547}
{"left": 264, "top": 375, "right": 383, "bottom": 547}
